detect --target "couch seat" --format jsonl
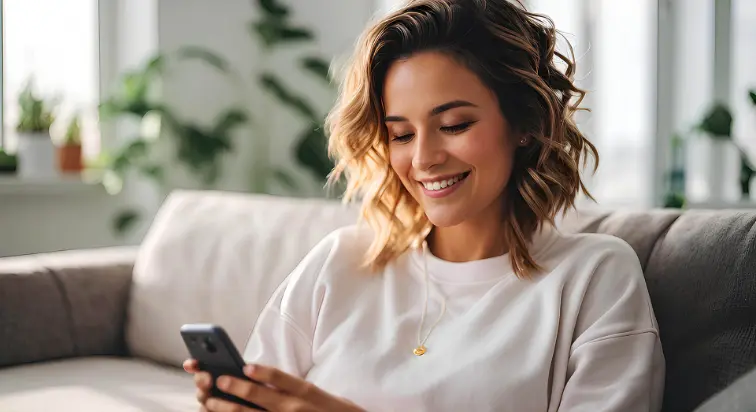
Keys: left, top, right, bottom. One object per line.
{"left": 0, "top": 357, "right": 196, "bottom": 411}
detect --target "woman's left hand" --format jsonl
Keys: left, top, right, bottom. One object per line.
{"left": 203, "top": 364, "right": 365, "bottom": 412}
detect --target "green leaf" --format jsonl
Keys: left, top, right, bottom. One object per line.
{"left": 697, "top": 103, "right": 733, "bottom": 138}
{"left": 257, "top": 0, "right": 289, "bottom": 18}
{"left": 176, "top": 46, "right": 230, "bottom": 73}
{"left": 301, "top": 56, "right": 332, "bottom": 83}
{"left": 259, "top": 73, "right": 319, "bottom": 122}
{"left": 213, "top": 109, "right": 249, "bottom": 135}
{"left": 139, "top": 164, "right": 165, "bottom": 183}
{"left": 250, "top": 20, "right": 314, "bottom": 48}
{"left": 98, "top": 100, "right": 125, "bottom": 119}
{"left": 145, "top": 54, "right": 166, "bottom": 74}
{"left": 749, "top": 90, "right": 756, "bottom": 106}
{"left": 270, "top": 167, "right": 300, "bottom": 190}
{"left": 295, "top": 126, "right": 333, "bottom": 181}
{"left": 114, "top": 209, "right": 141, "bottom": 235}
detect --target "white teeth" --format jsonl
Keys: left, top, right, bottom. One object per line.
{"left": 422, "top": 173, "right": 466, "bottom": 191}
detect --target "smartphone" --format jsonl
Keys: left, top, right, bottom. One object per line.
{"left": 180, "top": 324, "right": 266, "bottom": 411}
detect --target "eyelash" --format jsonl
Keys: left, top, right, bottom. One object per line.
{"left": 391, "top": 121, "right": 475, "bottom": 143}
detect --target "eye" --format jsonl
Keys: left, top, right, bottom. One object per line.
{"left": 391, "top": 133, "right": 414, "bottom": 143}
{"left": 440, "top": 121, "right": 475, "bottom": 134}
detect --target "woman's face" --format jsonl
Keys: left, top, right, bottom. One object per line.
{"left": 384, "top": 51, "right": 520, "bottom": 228}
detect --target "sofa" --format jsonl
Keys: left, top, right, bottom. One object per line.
{"left": 0, "top": 190, "right": 754, "bottom": 412}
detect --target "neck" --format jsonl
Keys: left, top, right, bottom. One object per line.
{"left": 428, "top": 204, "right": 507, "bottom": 262}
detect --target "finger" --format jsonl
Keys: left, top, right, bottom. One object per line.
{"left": 196, "top": 387, "right": 210, "bottom": 405}
{"left": 245, "top": 364, "right": 325, "bottom": 402}
{"left": 184, "top": 359, "right": 200, "bottom": 373}
{"left": 215, "top": 375, "right": 287, "bottom": 409}
{"left": 205, "top": 397, "right": 262, "bottom": 412}
{"left": 194, "top": 371, "right": 213, "bottom": 390}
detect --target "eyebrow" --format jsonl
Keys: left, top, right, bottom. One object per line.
{"left": 384, "top": 100, "right": 478, "bottom": 122}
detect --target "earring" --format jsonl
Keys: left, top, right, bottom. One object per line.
{"left": 520, "top": 137, "right": 528, "bottom": 145}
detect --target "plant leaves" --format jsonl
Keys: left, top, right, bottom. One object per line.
{"left": 257, "top": 0, "right": 289, "bottom": 18}
{"left": 259, "top": 73, "right": 319, "bottom": 122}
{"left": 213, "top": 109, "right": 249, "bottom": 135}
{"left": 301, "top": 56, "right": 332, "bottom": 83}
{"left": 139, "top": 164, "right": 165, "bottom": 183}
{"left": 295, "top": 126, "right": 333, "bottom": 181}
{"left": 250, "top": 20, "right": 313, "bottom": 48}
{"left": 177, "top": 46, "right": 230, "bottom": 73}
{"left": 749, "top": 90, "right": 756, "bottom": 106}
{"left": 114, "top": 209, "right": 141, "bottom": 235}
{"left": 144, "top": 54, "right": 166, "bottom": 75}
{"left": 697, "top": 103, "right": 732, "bottom": 138}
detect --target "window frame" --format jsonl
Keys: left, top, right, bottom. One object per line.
{"left": 0, "top": 0, "right": 114, "bottom": 151}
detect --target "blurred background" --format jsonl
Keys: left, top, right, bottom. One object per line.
{"left": 0, "top": 0, "right": 754, "bottom": 257}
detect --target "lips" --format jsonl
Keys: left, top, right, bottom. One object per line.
{"left": 420, "top": 171, "right": 470, "bottom": 191}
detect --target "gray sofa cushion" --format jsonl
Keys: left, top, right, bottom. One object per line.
{"left": 595, "top": 210, "right": 756, "bottom": 412}
{"left": 0, "top": 259, "right": 76, "bottom": 366}
{"left": 0, "top": 247, "right": 137, "bottom": 367}
{"left": 694, "top": 365, "right": 756, "bottom": 412}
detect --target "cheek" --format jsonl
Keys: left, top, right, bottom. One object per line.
{"left": 459, "top": 126, "right": 515, "bottom": 172}
{"left": 389, "top": 146, "right": 411, "bottom": 179}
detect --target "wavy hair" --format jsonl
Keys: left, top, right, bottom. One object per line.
{"left": 326, "top": 0, "right": 598, "bottom": 278}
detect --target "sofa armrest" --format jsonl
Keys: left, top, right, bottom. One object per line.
{"left": 0, "top": 246, "right": 137, "bottom": 367}
{"left": 694, "top": 366, "right": 756, "bottom": 412}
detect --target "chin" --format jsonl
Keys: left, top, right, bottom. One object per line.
{"left": 423, "top": 207, "right": 468, "bottom": 228}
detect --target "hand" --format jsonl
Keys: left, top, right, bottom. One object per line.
{"left": 183, "top": 358, "right": 212, "bottom": 407}
{"left": 205, "top": 364, "right": 364, "bottom": 412}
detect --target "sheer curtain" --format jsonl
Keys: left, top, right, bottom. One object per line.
{"left": 529, "top": 0, "right": 657, "bottom": 209}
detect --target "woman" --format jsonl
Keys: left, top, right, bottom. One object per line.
{"left": 185, "top": 0, "right": 665, "bottom": 410}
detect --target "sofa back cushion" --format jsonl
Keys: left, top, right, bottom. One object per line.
{"left": 586, "top": 210, "right": 756, "bottom": 412}
{"left": 126, "top": 190, "right": 359, "bottom": 366}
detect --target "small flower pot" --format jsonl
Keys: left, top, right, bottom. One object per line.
{"left": 58, "top": 144, "right": 83, "bottom": 173}
{"left": 17, "top": 132, "right": 57, "bottom": 178}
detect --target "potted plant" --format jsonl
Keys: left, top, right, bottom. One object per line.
{"left": 15, "top": 77, "right": 57, "bottom": 178}
{"left": 58, "top": 114, "right": 84, "bottom": 173}
{"left": 0, "top": 149, "right": 17, "bottom": 175}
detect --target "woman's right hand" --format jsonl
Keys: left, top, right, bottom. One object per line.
{"left": 184, "top": 358, "right": 212, "bottom": 408}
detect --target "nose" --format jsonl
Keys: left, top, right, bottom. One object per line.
{"left": 412, "top": 130, "right": 446, "bottom": 171}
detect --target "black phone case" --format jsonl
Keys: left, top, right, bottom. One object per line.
{"left": 180, "top": 324, "right": 266, "bottom": 411}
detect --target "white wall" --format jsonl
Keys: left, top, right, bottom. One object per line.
{"left": 157, "top": 0, "right": 377, "bottom": 197}
{"left": 1, "top": 0, "right": 379, "bottom": 257}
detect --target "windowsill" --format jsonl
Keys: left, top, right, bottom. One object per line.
{"left": 686, "top": 199, "right": 756, "bottom": 210}
{"left": 0, "top": 174, "right": 102, "bottom": 195}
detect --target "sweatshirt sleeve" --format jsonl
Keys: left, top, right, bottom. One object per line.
{"left": 241, "top": 232, "right": 337, "bottom": 378}
{"left": 557, "top": 239, "right": 666, "bottom": 412}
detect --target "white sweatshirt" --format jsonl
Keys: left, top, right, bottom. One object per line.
{"left": 243, "top": 224, "right": 665, "bottom": 411}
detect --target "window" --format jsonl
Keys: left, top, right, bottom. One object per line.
{"left": 733, "top": 0, "right": 756, "bottom": 159}
{"left": 530, "top": 0, "right": 657, "bottom": 208}
{"left": 1, "top": 0, "right": 100, "bottom": 158}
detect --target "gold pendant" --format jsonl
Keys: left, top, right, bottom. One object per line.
{"left": 413, "top": 345, "right": 427, "bottom": 356}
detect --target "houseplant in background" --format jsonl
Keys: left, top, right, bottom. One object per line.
{"left": 0, "top": 149, "right": 17, "bottom": 175}
{"left": 97, "top": 48, "right": 250, "bottom": 234}
{"left": 57, "top": 114, "right": 84, "bottom": 174}
{"left": 15, "top": 77, "right": 58, "bottom": 178}
{"left": 695, "top": 89, "right": 756, "bottom": 201}
{"left": 250, "top": 0, "right": 338, "bottom": 191}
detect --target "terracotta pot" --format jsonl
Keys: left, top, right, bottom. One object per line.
{"left": 58, "top": 144, "right": 83, "bottom": 173}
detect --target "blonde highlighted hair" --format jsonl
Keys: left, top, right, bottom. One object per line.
{"left": 326, "top": 0, "right": 598, "bottom": 278}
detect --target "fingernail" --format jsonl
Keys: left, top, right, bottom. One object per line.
{"left": 244, "top": 365, "right": 255, "bottom": 376}
{"left": 219, "top": 376, "right": 233, "bottom": 390}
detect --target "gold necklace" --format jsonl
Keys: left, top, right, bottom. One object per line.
{"left": 414, "top": 241, "right": 447, "bottom": 356}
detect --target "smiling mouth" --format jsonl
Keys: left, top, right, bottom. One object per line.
{"left": 420, "top": 171, "right": 471, "bottom": 191}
